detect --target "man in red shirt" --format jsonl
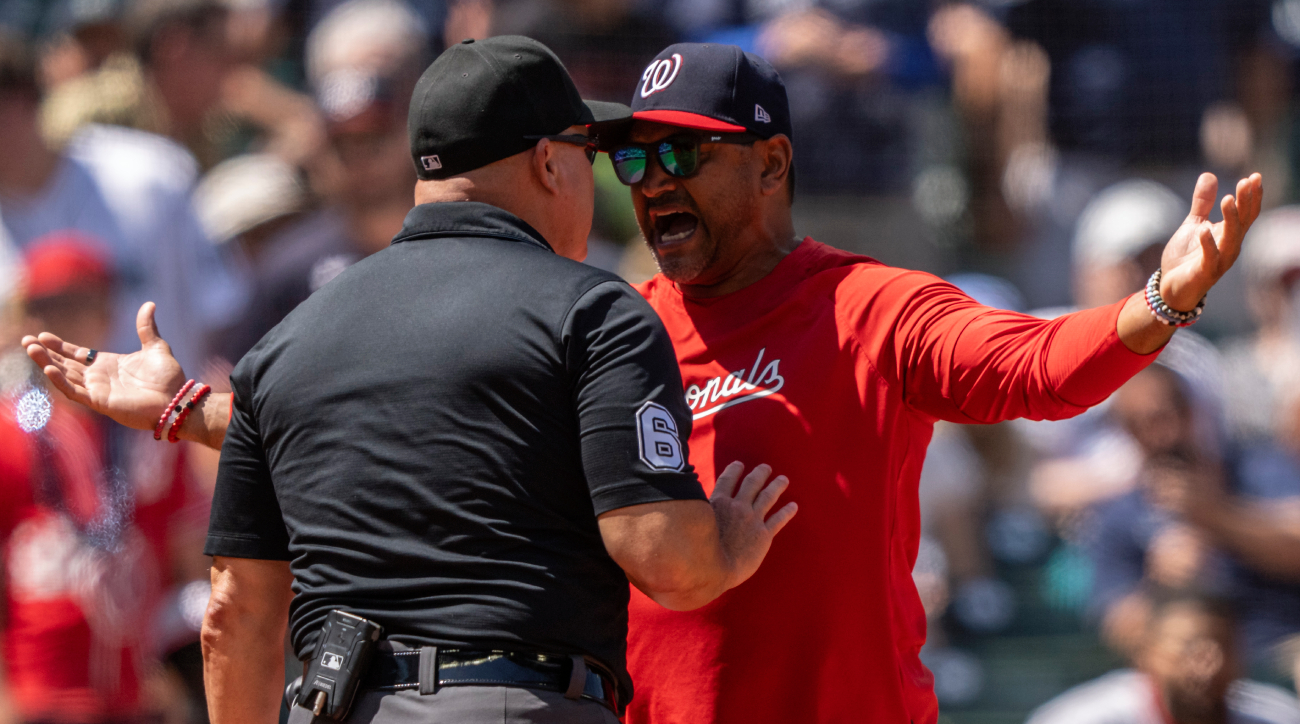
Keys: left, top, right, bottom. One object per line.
{"left": 598, "top": 43, "right": 1262, "bottom": 723}
{"left": 24, "top": 43, "right": 1263, "bottom": 723}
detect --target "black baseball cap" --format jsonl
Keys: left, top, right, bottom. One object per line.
{"left": 626, "top": 43, "right": 792, "bottom": 140}
{"left": 408, "top": 36, "right": 630, "bottom": 180}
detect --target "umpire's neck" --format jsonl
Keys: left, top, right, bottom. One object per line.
{"left": 413, "top": 129, "right": 594, "bottom": 262}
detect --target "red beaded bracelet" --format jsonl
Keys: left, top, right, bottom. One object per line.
{"left": 168, "top": 383, "right": 211, "bottom": 443}
{"left": 155, "top": 379, "right": 196, "bottom": 440}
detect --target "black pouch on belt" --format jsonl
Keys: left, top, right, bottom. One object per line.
{"left": 296, "top": 610, "right": 383, "bottom": 720}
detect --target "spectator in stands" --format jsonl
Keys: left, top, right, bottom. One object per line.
{"left": 0, "top": 29, "right": 244, "bottom": 374}
{"left": 1024, "top": 180, "right": 1226, "bottom": 521}
{"left": 301, "top": 0, "right": 424, "bottom": 258}
{"left": 1026, "top": 591, "right": 1300, "bottom": 724}
{"left": 1087, "top": 363, "right": 1300, "bottom": 682}
{"left": 1220, "top": 207, "right": 1300, "bottom": 445}
{"left": 194, "top": 152, "right": 321, "bottom": 362}
{"left": 0, "top": 233, "right": 201, "bottom": 723}
{"left": 934, "top": 0, "right": 1276, "bottom": 310}
{"left": 40, "top": 0, "right": 235, "bottom": 166}
{"left": 192, "top": 0, "right": 428, "bottom": 366}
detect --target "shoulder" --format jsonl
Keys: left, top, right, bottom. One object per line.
{"left": 1026, "top": 670, "right": 1150, "bottom": 724}
{"left": 1228, "top": 679, "right": 1300, "bottom": 724}
{"left": 67, "top": 124, "right": 200, "bottom": 196}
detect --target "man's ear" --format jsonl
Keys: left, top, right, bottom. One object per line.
{"left": 530, "top": 139, "right": 563, "bottom": 196}
{"left": 758, "top": 134, "right": 793, "bottom": 198}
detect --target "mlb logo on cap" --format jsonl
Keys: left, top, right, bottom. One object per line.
{"left": 421, "top": 155, "right": 442, "bottom": 171}
{"left": 629, "top": 43, "right": 792, "bottom": 141}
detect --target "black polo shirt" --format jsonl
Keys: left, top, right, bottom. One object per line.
{"left": 204, "top": 201, "right": 705, "bottom": 702}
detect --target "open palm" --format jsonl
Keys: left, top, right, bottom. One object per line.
{"left": 1159, "top": 172, "right": 1263, "bottom": 311}
{"left": 23, "top": 302, "right": 186, "bottom": 431}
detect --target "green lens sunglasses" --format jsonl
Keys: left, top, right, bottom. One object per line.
{"left": 610, "top": 133, "right": 760, "bottom": 185}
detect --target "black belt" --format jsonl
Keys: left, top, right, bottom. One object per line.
{"left": 359, "top": 648, "right": 620, "bottom": 714}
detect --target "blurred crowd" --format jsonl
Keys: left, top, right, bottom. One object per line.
{"left": 0, "top": 0, "right": 1299, "bottom": 722}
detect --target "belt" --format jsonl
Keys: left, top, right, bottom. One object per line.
{"left": 358, "top": 648, "right": 620, "bottom": 714}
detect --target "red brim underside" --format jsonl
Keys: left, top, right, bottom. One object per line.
{"left": 631, "top": 110, "right": 747, "bottom": 133}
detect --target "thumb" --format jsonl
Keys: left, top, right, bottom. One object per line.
{"left": 136, "top": 302, "right": 165, "bottom": 348}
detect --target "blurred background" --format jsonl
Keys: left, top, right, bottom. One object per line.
{"left": 0, "top": 0, "right": 1299, "bottom": 722}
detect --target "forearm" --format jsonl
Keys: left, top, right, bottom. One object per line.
{"left": 634, "top": 529, "right": 734, "bottom": 611}
{"left": 202, "top": 559, "right": 291, "bottom": 724}
{"left": 1188, "top": 501, "right": 1300, "bottom": 580}
{"left": 178, "top": 392, "right": 231, "bottom": 450}
{"left": 1116, "top": 291, "right": 1177, "bottom": 355}
{"left": 599, "top": 501, "right": 738, "bottom": 611}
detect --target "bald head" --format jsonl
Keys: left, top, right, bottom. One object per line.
{"left": 414, "top": 127, "right": 595, "bottom": 262}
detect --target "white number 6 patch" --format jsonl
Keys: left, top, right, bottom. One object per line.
{"left": 636, "top": 401, "right": 685, "bottom": 472}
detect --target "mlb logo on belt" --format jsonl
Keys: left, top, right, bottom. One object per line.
{"left": 421, "top": 155, "right": 442, "bottom": 171}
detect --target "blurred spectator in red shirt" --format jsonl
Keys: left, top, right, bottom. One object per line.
{"left": 0, "top": 232, "right": 200, "bottom": 723}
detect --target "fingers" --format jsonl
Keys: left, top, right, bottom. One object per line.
{"left": 734, "top": 463, "right": 773, "bottom": 503}
{"left": 1241, "top": 173, "right": 1263, "bottom": 226}
{"left": 765, "top": 502, "right": 798, "bottom": 535}
{"left": 1186, "top": 172, "right": 1219, "bottom": 221}
{"left": 137, "top": 302, "right": 162, "bottom": 347}
{"left": 34, "top": 331, "right": 82, "bottom": 361}
{"left": 41, "top": 364, "right": 92, "bottom": 407}
{"left": 1218, "top": 193, "right": 1243, "bottom": 269}
{"left": 752, "top": 475, "right": 790, "bottom": 517}
{"left": 1195, "top": 222, "right": 1218, "bottom": 272}
{"left": 710, "top": 461, "right": 744, "bottom": 500}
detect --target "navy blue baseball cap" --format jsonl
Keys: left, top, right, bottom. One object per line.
{"left": 628, "top": 43, "right": 792, "bottom": 140}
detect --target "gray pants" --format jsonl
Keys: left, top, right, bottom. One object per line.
{"left": 287, "top": 686, "right": 620, "bottom": 724}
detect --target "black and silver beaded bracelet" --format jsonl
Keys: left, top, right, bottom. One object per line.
{"left": 1144, "top": 269, "right": 1205, "bottom": 327}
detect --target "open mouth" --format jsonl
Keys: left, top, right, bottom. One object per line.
{"left": 653, "top": 212, "right": 700, "bottom": 246}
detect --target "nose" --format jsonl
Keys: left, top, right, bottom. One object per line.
{"left": 638, "top": 151, "right": 680, "bottom": 199}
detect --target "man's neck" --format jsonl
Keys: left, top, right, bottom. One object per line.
{"left": 677, "top": 222, "right": 801, "bottom": 300}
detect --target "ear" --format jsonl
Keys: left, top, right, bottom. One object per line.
{"left": 530, "top": 139, "right": 563, "bottom": 196}
{"left": 758, "top": 134, "right": 793, "bottom": 198}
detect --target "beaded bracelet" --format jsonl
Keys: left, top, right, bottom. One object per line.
{"left": 154, "top": 379, "right": 196, "bottom": 440}
{"left": 1144, "top": 269, "right": 1205, "bottom": 328}
{"left": 167, "top": 383, "right": 211, "bottom": 443}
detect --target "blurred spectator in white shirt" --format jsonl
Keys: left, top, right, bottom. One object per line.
{"left": 0, "top": 30, "right": 245, "bottom": 374}
{"left": 1026, "top": 592, "right": 1300, "bottom": 724}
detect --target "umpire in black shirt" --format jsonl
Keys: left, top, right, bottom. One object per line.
{"left": 200, "top": 36, "right": 797, "bottom": 724}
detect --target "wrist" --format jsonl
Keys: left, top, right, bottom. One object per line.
{"left": 178, "top": 392, "right": 231, "bottom": 450}
{"left": 1152, "top": 269, "right": 1206, "bottom": 321}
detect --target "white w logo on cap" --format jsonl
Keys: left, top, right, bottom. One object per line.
{"left": 640, "top": 54, "right": 682, "bottom": 98}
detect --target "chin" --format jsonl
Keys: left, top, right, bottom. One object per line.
{"left": 652, "top": 248, "right": 709, "bottom": 283}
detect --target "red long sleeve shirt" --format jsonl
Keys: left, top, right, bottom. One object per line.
{"left": 627, "top": 239, "right": 1159, "bottom": 723}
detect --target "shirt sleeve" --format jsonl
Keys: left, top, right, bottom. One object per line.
{"left": 854, "top": 269, "right": 1160, "bottom": 424}
{"left": 562, "top": 280, "right": 707, "bottom": 515}
{"left": 204, "top": 363, "right": 291, "bottom": 560}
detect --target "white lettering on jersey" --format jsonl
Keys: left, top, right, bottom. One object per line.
{"left": 684, "top": 348, "right": 784, "bottom": 420}
{"left": 636, "top": 401, "right": 686, "bottom": 471}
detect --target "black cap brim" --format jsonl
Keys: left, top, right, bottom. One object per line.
{"left": 578, "top": 99, "right": 632, "bottom": 128}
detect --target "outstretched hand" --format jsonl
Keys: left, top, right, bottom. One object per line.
{"left": 1159, "top": 172, "right": 1263, "bottom": 311}
{"left": 23, "top": 302, "right": 186, "bottom": 431}
{"left": 710, "top": 461, "right": 798, "bottom": 590}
